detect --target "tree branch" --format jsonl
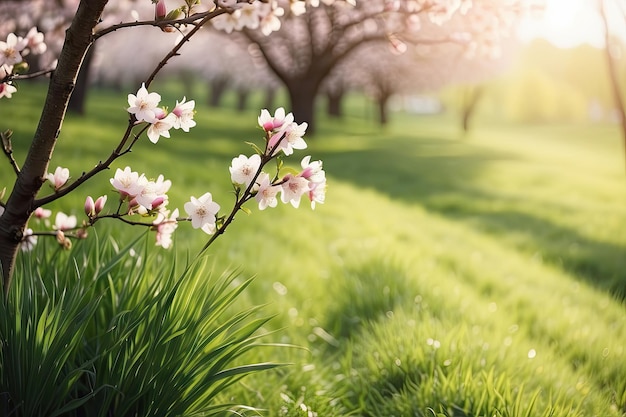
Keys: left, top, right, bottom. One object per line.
{"left": 93, "top": 8, "right": 228, "bottom": 40}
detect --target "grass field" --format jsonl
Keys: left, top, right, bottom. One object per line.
{"left": 1, "top": 82, "right": 626, "bottom": 416}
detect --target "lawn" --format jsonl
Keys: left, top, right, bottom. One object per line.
{"left": 1, "top": 82, "right": 626, "bottom": 416}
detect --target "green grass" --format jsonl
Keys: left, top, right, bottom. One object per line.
{"left": 1, "top": 81, "right": 626, "bottom": 416}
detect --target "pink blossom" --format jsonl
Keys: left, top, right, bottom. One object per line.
{"left": 127, "top": 83, "right": 161, "bottom": 123}
{"left": 33, "top": 207, "right": 52, "bottom": 219}
{"left": 258, "top": 107, "right": 293, "bottom": 132}
{"left": 0, "top": 33, "right": 28, "bottom": 67}
{"left": 269, "top": 121, "right": 307, "bottom": 156}
{"left": 229, "top": 154, "right": 261, "bottom": 186}
{"left": 280, "top": 174, "right": 309, "bottom": 208}
{"left": 255, "top": 172, "right": 280, "bottom": 210}
{"left": 307, "top": 179, "right": 326, "bottom": 209}
{"left": 300, "top": 156, "right": 325, "bottom": 183}
{"left": 46, "top": 166, "right": 70, "bottom": 191}
{"left": 24, "top": 27, "right": 46, "bottom": 55}
{"left": 171, "top": 97, "right": 196, "bottom": 132}
{"left": 147, "top": 112, "right": 176, "bottom": 144}
{"left": 54, "top": 212, "right": 77, "bottom": 231}
{"left": 0, "top": 82, "right": 17, "bottom": 99}
{"left": 184, "top": 192, "right": 220, "bottom": 235}
{"left": 154, "top": 208, "right": 179, "bottom": 249}
{"left": 110, "top": 167, "right": 144, "bottom": 199}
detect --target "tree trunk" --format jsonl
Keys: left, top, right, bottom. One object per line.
{"left": 287, "top": 78, "right": 320, "bottom": 135}
{"left": 68, "top": 43, "right": 95, "bottom": 115}
{"left": 327, "top": 89, "right": 344, "bottom": 118}
{"left": 0, "top": 0, "right": 109, "bottom": 294}
{"left": 263, "top": 86, "right": 276, "bottom": 110}
{"left": 377, "top": 94, "right": 390, "bottom": 126}
{"left": 208, "top": 76, "right": 229, "bottom": 107}
{"left": 461, "top": 86, "right": 484, "bottom": 135}
{"left": 236, "top": 88, "right": 249, "bottom": 112}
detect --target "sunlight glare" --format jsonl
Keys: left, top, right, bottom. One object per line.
{"left": 517, "top": 0, "right": 606, "bottom": 48}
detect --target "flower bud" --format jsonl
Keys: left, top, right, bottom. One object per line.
{"left": 151, "top": 196, "right": 165, "bottom": 210}
{"left": 94, "top": 195, "right": 107, "bottom": 214}
{"left": 155, "top": 0, "right": 167, "bottom": 20}
{"left": 85, "top": 196, "right": 95, "bottom": 217}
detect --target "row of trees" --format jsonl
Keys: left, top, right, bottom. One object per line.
{"left": 73, "top": 0, "right": 533, "bottom": 131}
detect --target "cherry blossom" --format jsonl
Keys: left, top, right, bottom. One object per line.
{"left": 24, "top": 27, "right": 46, "bottom": 55}
{"left": 269, "top": 121, "right": 308, "bottom": 156}
{"left": 46, "top": 166, "right": 70, "bottom": 191}
{"left": 171, "top": 97, "right": 196, "bottom": 132}
{"left": 236, "top": 3, "right": 262, "bottom": 30}
{"left": 307, "top": 179, "right": 326, "bottom": 209}
{"left": 300, "top": 156, "right": 325, "bottom": 183}
{"left": 54, "top": 212, "right": 77, "bottom": 231}
{"left": 34, "top": 207, "right": 52, "bottom": 219}
{"left": 154, "top": 208, "right": 179, "bottom": 249}
{"left": 0, "top": 82, "right": 17, "bottom": 99}
{"left": 259, "top": 3, "right": 284, "bottom": 36}
{"left": 255, "top": 172, "right": 280, "bottom": 210}
{"left": 280, "top": 173, "right": 310, "bottom": 208}
{"left": 258, "top": 107, "right": 293, "bottom": 132}
{"left": 229, "top": 154, "right": 262, "bottom": 186}
{"left": 184, "top": 192, "right": 221, "bottom": 235}
{"left": 146, "top": 111, "right": 176, "bottom": 144}
{"left": 0, "top": 33, "right": 27, "bottom": 67}
{"left": 134, "top": 174, "right": 171, "bottom": 209}
{"left": 127, "top": 83, "right": 161, "bottom": 123}
{"left": 110, "top": 166, "right": 144, "bottom": 199}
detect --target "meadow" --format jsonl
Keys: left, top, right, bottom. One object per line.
{"left": 1, "top": 82, "right": 625, "bottom": 416}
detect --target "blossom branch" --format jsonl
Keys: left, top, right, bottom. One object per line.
{"left": 199, "top": 130, "right": 291, "bottom": 254}
{"left": 33, "top": 122, "right": 139, "bottom": 208}
{"left": 93, "top": 9, "right": 228, "bottom": 40}
{"left": 1, "top": 67, "right": 55, "bottom": 84}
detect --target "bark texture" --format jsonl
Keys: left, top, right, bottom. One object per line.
{"left": 0, "top": 0, "right": 109, "bottom": 293}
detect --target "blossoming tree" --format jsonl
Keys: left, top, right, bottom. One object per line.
{"left": 227, "top": 0, "right": 538, "bottom": 134}
{"left": 0, "top": 0, "right": 332, "bottom": 296}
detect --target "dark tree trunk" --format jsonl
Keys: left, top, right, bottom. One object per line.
{"left": 208, "top": 76, "right": 229, "bottom": 107}
{"left": 461, "top": 86, "right": 484, "bottom": 135}
{"left": 263, "top": 86, "right": 276, "bottom": 110}
{"left": 327, "top": 89, "right": 344, "bottom": 118}
{"left": 180, "top": 70, "right": 196, "bottom": 99}
{"left": 68, "top": 43, "right": 95, "bottom": 115}
{"left": 287, "top": 78, "right": 320, "bottom": 135}
{"left": 236, "top": 88, "right": 249, "bottom": 112}
{"left": 0, "top": 0, "right": 109, "bottom": 294}
{"left": 377, "top": 94, "right": 390, "bottom": 126}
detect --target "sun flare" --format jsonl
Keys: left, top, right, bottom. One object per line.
{"left": 518, "top": 0, "right": 606, "bottom": 48}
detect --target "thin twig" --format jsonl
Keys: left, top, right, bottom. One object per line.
{"left": 1, "top": 130, "right": 20, "bottom": 175}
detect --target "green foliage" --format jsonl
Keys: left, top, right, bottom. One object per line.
{"left": 0, "top": 232, "right": 280, "bottom": 416}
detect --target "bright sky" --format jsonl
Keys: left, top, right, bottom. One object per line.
{"left": 516, "top": 0, "right": 625, "bottom": 49}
